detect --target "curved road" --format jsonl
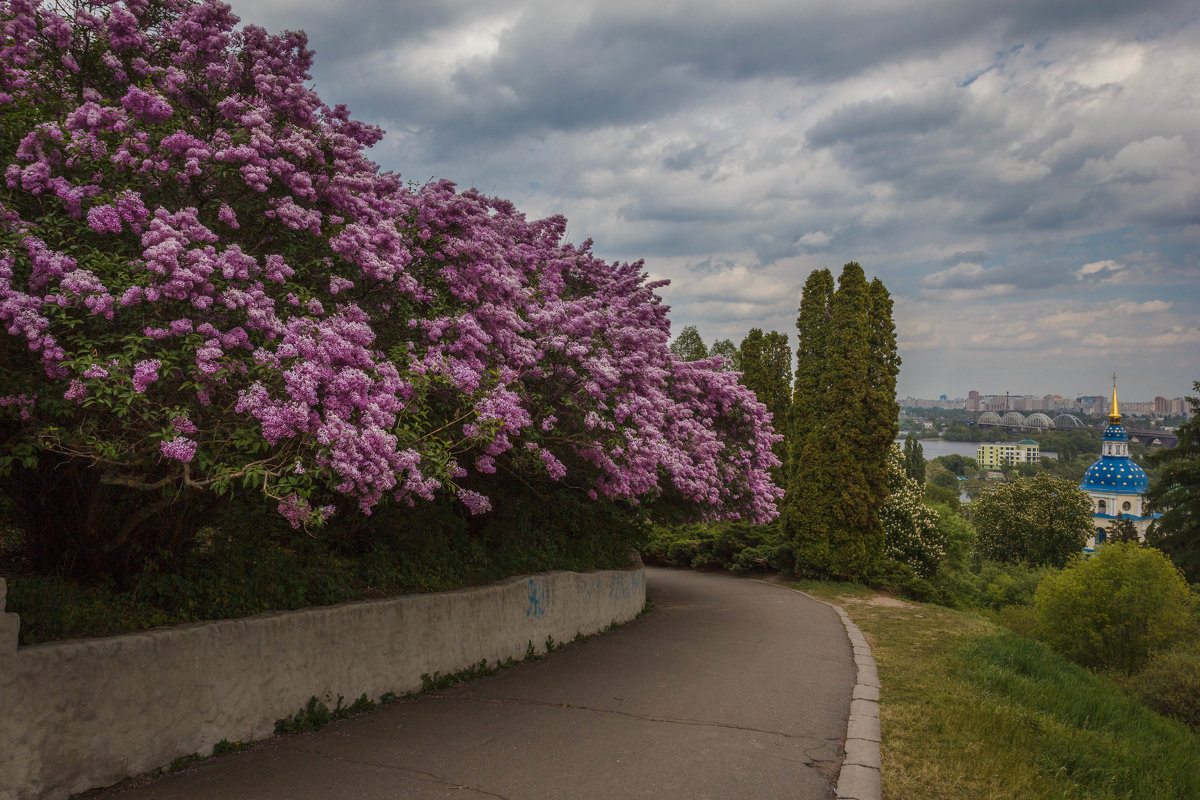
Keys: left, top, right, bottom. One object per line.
{"left": 91, "top": 568, "right": 856, "bottom": 800}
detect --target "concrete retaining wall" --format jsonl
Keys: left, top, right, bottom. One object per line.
{"left": 0, "top": 566, "right": 645, "bottom": 800}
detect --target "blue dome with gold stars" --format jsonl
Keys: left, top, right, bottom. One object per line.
{"left": 1079, "top": 450, "right": 1149, "bottom": 494}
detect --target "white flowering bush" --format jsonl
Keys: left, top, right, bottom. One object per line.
{"left": 880, "top": 444, "right": 944, "bottom": 577}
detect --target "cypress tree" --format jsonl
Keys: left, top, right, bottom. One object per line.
{"left": 785, "top": 263, "right": 898, "bottom": 580}
{"left": 866, "top": 277, "right": 901, "bottom": 499}
{"left": 823, "top": 263, "right": 883, "bottom": 578}
{"left": 790, "top": 270, "right": 834, "bottom": 449}
{"left": 783, "top": 269, "right": 834, "bottom": 563}
{"left": 903, "top": 434, "right": 925, "bottom": 484}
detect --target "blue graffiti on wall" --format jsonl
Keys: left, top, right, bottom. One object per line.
{"left": 527, "top": 578, "right": 548, "bottom": 618}
{"left": 606, "top": 570, "right": 645, "bottom": 602}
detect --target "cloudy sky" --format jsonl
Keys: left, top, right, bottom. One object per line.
{"left": 231, "top": 0, "right": 1200, "bottom": 401}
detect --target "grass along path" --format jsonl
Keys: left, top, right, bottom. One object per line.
{"left": 793, "top": 581, "right": 1200, "bottom": 800}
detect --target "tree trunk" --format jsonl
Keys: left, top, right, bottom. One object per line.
{"left": 0, "top": 453, "right": 212, "bottom": 582}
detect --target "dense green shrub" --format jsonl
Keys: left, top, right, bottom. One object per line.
{"left": 1135, "top": 643, "right": 1200, "bottom": 730}
{"left": 1033, "top": 543, "right": 1197, "bottom": 674}
{"left": 868, "top": 557, "right": 935, "bottom": 602}
{"left": 933, "top": 504, "right": 974, "bottom": 567}
{"left": 6, "top": 486, "right": 643, "bottom": 645}
{"left": 974, "top": 560, "right": 1056, "bottom": 609}
{"left": 642, "top": 521, "right": 791, "bottom": 573}
{"left": 643, "top": 520, "right": 786, "bottom": 576}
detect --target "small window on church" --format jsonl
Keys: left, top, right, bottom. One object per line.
{"left": 1098, "top": 500, "right": 1106, "bottom": 513}
{"left": 1122, "top": 501, "right": 1131, "bottom": 512}
{"left": 1096, "top": 528, "right": 1106, "bottom": 544}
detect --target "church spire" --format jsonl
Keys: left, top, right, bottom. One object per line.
{"left": 1109, "top": 373, "right": 1121, "bottom": 425}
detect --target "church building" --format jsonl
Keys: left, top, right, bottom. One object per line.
{"left": 1079, "top": 380, "right": 1159, "bottom": 550}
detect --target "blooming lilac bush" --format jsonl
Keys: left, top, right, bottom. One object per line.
{"left": 0, "top": 0, "right": 780, "bottom": 575}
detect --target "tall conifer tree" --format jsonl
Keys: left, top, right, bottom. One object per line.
{"left": 867, "top": 277, "right": 901, "bottom": 487}
{"left": 790, "top": 269, "right": 835, "bottom": 446}
{"left": 785, "top": 263, "right": 898, "bottom": 580}
{"left": 784, "top": 269, "right": 834, "bottom": 557}
{"left": 903, "top": 435, "right": 926, "bottom": 484}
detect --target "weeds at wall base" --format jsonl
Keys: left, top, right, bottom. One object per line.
{"left": 166, "top": 753, "right": 202, "bottom": 773}
{"left": 273, "top": 693, "right": 378, "bottom": 735}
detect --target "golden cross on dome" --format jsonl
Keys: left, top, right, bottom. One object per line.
{"left": 1109, "top": 372, "right": 1121, "bottom": 424}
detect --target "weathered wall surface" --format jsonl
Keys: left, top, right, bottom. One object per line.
{"left": 0, "top": 567, "right": 645, "bottom": 800}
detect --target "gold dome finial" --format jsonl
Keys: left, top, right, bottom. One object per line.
{"left": 1109, "top": 373, "right": 1121, "bottom": 424}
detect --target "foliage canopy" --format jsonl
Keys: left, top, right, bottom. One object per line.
{"left": 0, "top": 0, "right": 782, "bottom": 577}
{"left": 971, "top": 474, "right": 1093, "bottom": 568}
{"left": 1033, "top": 542, "right": 1196, "bottom": 674}
{"left": 1146, "top": 382, "right": 1200, "bottom": 582}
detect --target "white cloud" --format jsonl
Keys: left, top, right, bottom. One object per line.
{"left": 1114, "top": 300, "right": 1172, "bottom": 314}
{"left": 796, "top": 231, "right": 832, "bottom": 249}
{"left": 922, "top": 262, "right": 987, "bottom": 288}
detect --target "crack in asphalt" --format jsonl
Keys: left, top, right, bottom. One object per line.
{"left": 276, "top": 744, "right": 513, "bottom": 799}
{"left": 435, "top": 692, "right": 845, "bottom": 747}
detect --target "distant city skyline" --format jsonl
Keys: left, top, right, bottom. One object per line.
{"left": 897, "top": 369, "right": 1198, "bottom": 406}
{"left": 902, "top": 387, "right": 1192, "bottom": 406}
{"left": 901, "top": 388, "right": 1191, "bottom": 417}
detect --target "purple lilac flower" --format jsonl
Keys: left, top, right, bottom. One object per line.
{"left": 160, "top": 436, "right": 197, "bottom": 462}
{"left": 459, "top": 490, "right": 492, "bottom": 516}
{"left": 132, "top": 359, "right": 161, "bottom": 393}
{"left": 0, "top": 0, "right": 784, "bottom": 529}
{"left": 64, "top": 379, "right": 88, "bottom": 402}
{"left": 218, "top": 203, "right": 239, "bottom": 228}
{"left": 86, "top": 204, "right": 122, "bottom": 234}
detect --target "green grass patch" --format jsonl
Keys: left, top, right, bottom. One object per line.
{"left": 796, "top": 584, "right": 1200, "bottom": 800}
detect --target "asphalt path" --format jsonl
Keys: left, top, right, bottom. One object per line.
{"left": 87, "top": 567, "right": 856, "bottom": 800}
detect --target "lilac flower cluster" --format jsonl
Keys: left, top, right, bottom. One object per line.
{"left": 0, "top": 0, "right": 782, "bottom": 528}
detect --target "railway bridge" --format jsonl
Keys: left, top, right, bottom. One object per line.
{"left": 973, "top": 411, "right": 1178, "bottom": 447}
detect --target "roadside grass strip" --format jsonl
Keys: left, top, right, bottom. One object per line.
{"left": 795, "top": 582, "right": 1200, "bottom": 800}
{"left": 955, "top": 633, "right": 1199, "bottom": 800}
